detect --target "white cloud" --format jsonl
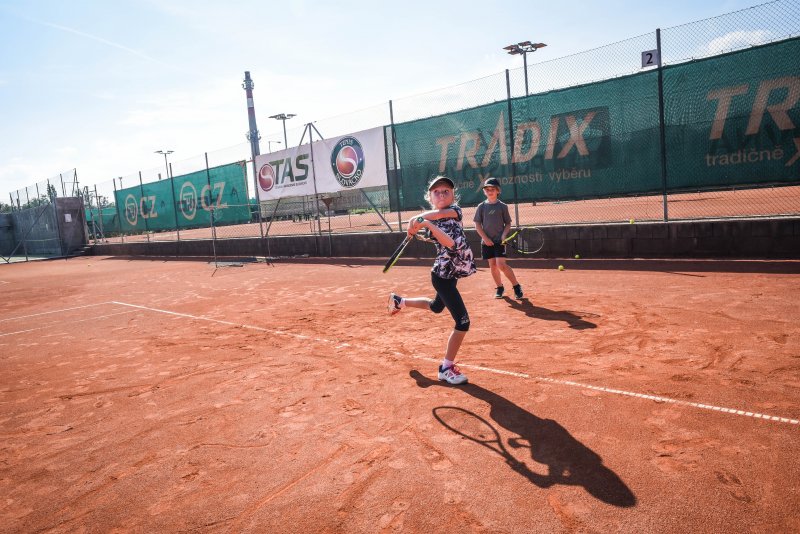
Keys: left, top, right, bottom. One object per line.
{"left": 701, "top": 30, "right": 774, "bottom": 56}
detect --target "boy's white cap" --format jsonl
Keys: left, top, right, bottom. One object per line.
{"left": 427, "top": 176, "right": 455, "bottom": 190}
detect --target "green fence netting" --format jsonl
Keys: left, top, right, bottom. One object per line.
{"left": 392, "top": 37, "right": 799, "bottom": 211}
{"left": 664, "top": 38, "right": 800, "bottom": 189}
{"left": 109, "top": 161, "right": 251, "bottom": 234}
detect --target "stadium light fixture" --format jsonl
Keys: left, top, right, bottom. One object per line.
{"left": 504, "top": 41, "right": 547, "bottom": 95}
{"left": 154, "top": 150, "right": 174, "bottom": 180}
{"left": 268, "top": 113, "right": 297, "bottom": 146}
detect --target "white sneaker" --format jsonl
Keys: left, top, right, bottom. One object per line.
{"left": 438, "top": 364, "right": 468, "bottom": 385}
{"left": 388, "top": 293, "right": 402, "bottom": 316}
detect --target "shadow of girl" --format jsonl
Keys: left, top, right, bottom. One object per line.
{"left": 410, "top": 370, "right": 636, "bottom": 507}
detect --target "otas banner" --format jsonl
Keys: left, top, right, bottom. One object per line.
{"left": 114, "top": 161, "right": 250, "bottom": 233}
{"left": 392, "top": 38, "right": 799, "bottom": 211}
{"left": 255, "top": 126, "right": 389, "bottom": 201}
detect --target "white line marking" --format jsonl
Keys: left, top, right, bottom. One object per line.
{"left": 113, "top": 300, "right": 799, "bottom": 427}
{"left": 0, "top": 301, "right": 113, "bottom": 323}
{"left": 0, "top": 310, "right": 136, "bottom": 337}
{"left": 0, "top": 281, "right": 9, "bottom": 284}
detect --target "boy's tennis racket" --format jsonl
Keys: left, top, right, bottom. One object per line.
{"left": 502, "top": 226, "right": 545, "bottom": 255}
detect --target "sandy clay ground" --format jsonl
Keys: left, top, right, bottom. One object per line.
{"left": 0, "top": 256, "right": 798, "bottom": 532}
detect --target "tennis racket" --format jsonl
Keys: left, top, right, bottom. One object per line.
{"left": 382, "top": 235, "right": 413, "bottom": 273}
{"left": 382, "top": 217, "right": 425, "bottom": 273}
{"left": 502, "top": 226, "right": 545, "bottom": 255}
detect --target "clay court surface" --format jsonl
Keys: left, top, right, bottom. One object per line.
{"left": 1, "top": 256, "right": 799, "bottom": 532}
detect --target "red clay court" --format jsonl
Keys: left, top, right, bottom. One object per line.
{"left": 1, "top": 256, "right": 798, "bottom": 532}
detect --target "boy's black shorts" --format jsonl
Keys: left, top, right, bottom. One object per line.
{"left": 481, "top": 242, "right": 507, "bottom": 260}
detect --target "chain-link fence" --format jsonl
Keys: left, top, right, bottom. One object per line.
{"left": 5, "top": 0, "right": 799, "bottom": 256}
{"left": 2, "top": 170, "right": 89, "bottom": 262}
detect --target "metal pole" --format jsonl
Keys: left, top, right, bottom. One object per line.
{"left": 505, "top": 69, "right": 521, "bottom": 226}
{"left": 60, "top": 173, "right": 66, "bottom": 197}
{"left": 94, "top": 185, "right": 104, "bottom": 242}
{"left": 46, "top": 179, "right": 65, "bottom": 257}
{"left": 282, "top": 120, "right": 288, "bottom": 146}
{"left": 523, "top": 52, "right": 529, "bottom": 96}
{"left": 305, "top": 124, "right": 321, "bottom": 256}
{"left": 656, "top": 28, "right": 669, "bottom": 222}
{"left": 168, "top": 168, "right": 181, "bottom": 243}
{"left": 205, "top": 152, "right": 218, "bottom": 264}
{"left": 113, "top": 179, "right": 125, "bottom": 244}
{"left": 138, "top": 171, "right": 150, "bottom": 242}
{"left": 389, "top": 100, "right": 404, "bottom": 233}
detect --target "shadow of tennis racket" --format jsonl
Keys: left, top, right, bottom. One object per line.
{"left": 433, "top": 406, "right": 544, "bottom": 483}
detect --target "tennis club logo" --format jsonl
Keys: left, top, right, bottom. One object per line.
{"left": 124, "top": 194, "right": 138, "bottom": 226}
{"left": 258, "top": 163, "right": 276, "bottom": 192}
{"left": 179, "top": 182, "right": 198, "bottom": 220}
{"left": 330, "top": 136, "right": 365, "bottom": 188}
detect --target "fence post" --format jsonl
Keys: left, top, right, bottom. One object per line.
{"left": 46, "top": 179, "right": 65, "bottom": 257}
{"left": 389, "top": 100, "right": 404, "bottom": 233}
{"left": 205, "top": 153, "right": 218, "bottom": 262}
{"left": 168, "top": 171, "right": 181, "bottom": 243}
{"left": 138, "top": 172, "right": 150, "bottom": 242}
{"left": 656, "top": 28, "right": 669, "bottom": 222}
{"left": 112, "top": 179, "right": 126, "bottom": 244}
{"left": 94, "top": 185, "right": 104, "bottom": 243}
{"left": 505, "top": 69, "right": 521, "bottom": 226}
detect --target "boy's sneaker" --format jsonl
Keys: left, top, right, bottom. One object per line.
{"left": 494, "top": 286, "right": 505, "bottom": 299}
{"left": 513, "top": 285, "right": 524, "bottom": 300}
{"left": 387, "top": 293, "right": 402, "bottom": 316}
{"left": 438, "top": 364, "right": 468, "bottom": 385}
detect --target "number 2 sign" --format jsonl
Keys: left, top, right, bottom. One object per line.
{"left": 641, "top": 49, "right": 660, "bottom": 68}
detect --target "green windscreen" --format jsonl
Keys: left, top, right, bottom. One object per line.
{"left": 392, "top": 38, "right": 799, "bottom": 211}
{"left": 663, "top": 38, "right": 800, "bottom": 189}
{"left": 114, "top": 161, "right": 250, "bottom": 233}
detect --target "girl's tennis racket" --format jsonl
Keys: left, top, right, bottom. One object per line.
{"left": 502, "top": 226, "right": 545, "bottom": 255}
{"left": 383, "top": 217, "right": 425, "bottom": 273}
{"left": 383, "top": 235, "right": 413, "bottom": 273}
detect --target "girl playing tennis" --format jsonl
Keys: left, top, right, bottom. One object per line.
{"left": 388, "top": 175, "right": 476, "bottom": 385}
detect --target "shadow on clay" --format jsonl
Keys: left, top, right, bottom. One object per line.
{"left": 501, "top": 297, "right": 597, "bottom": 330}
{"left": 410, "top": 370, "right": 636, "bottom": 508}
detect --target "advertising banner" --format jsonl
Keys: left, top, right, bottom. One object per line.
{"left": 255, "top": 126, "right": 389, "bottom": 201}
{"left": 114, "top": 162, "right": 250, "bottom": 233}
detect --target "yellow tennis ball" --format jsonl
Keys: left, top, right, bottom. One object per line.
{"left": 574, "top": 254, "right": 580, "bottom": 259}
{"left": 558, "top": 265, "right": 565, "bottom": 271}
{"left": 629, "top": 218, "right": 635, "bottom": 224}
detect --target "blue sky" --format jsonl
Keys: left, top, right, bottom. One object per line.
{"left": 0, "top": 0, "right": 770, "bottom": 196}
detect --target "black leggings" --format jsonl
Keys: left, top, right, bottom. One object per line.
{"left": 429, "top": 273, "right": 470, "bottom": 332}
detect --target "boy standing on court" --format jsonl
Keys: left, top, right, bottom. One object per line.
{"left": 473, "top": 177, "right": 523, "bottom": 300}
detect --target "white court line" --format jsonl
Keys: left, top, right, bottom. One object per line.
{"left": 112, "top": 300, "right": 799, "bottom": 427}
{"left": 0, "top": 280, "right": 9, "bottom": 284}
{"left": 0, "top": 310, "right": 137, "bottom": 337}
{"left": 0, "top": 301, "right": 113, "bottom": 323}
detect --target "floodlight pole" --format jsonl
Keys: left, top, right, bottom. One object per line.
{"left": 503, "top": 41, "right": 547, "bottom": 96}
{"left": 269, "top": 113, "right": 296, "bottom": 147}
{"left": 155, "top": 150, "right": 174, "bottom": 179}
